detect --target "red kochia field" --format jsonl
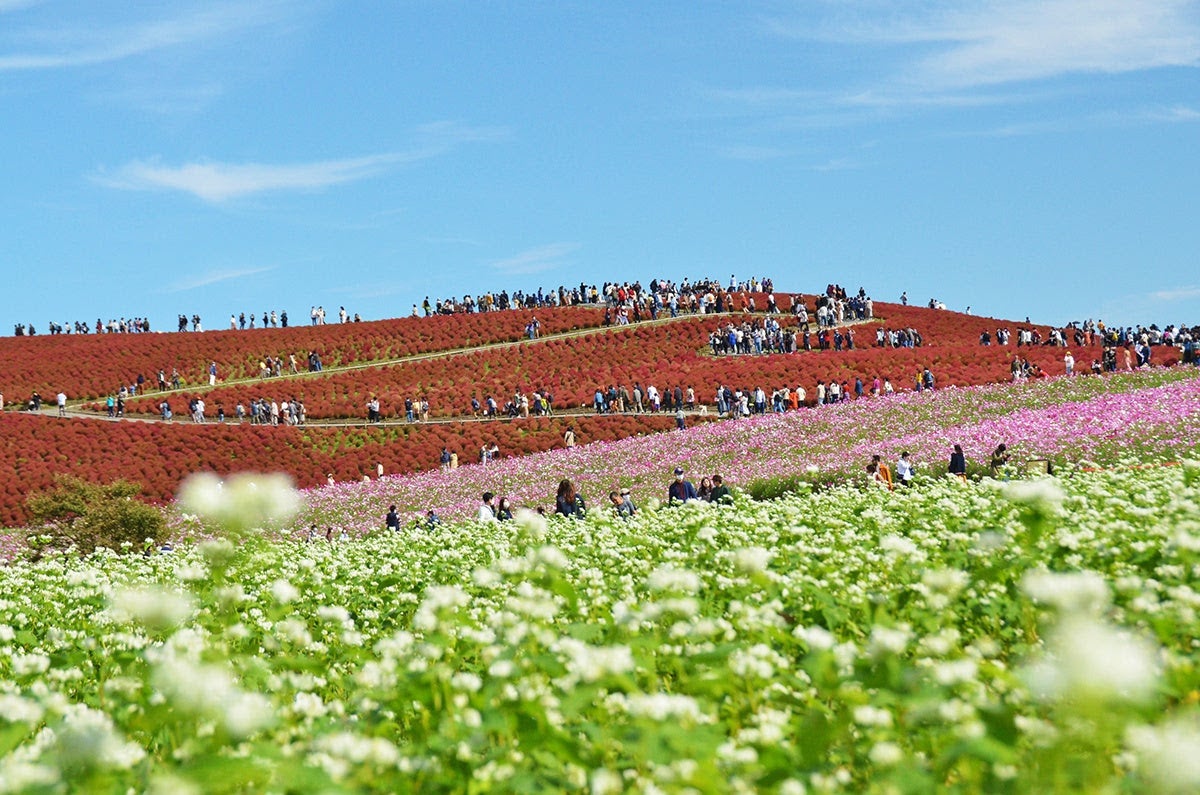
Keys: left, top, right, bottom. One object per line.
{"left": 0, "top": 306, "right": 606, "bottom": 402}
{"left": 0, "top": 410, "right": 686, "bottom": 526}
{"left": 115, "top": 302, "right": 1080, "bottom": 420}
{"left": 0, "top": 295, "right": 1138, "bottom": 527}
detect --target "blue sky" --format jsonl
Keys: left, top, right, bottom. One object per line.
{"left": 2, "top": 1, "right": 1198, "bottom": 332}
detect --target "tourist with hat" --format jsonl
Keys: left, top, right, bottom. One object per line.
{"left": 667, "top": 467, "right": 698, "bottom": 505}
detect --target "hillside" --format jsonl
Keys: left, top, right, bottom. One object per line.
{"left": 0, "top": 293, "right": 1189, "bottom": 528}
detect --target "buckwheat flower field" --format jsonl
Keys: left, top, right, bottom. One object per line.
{"left": 3, "top": 459, "right": 1200, "bottom": 792}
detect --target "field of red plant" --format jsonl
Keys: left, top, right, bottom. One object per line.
{"left": 1, "top": 295, "right": 1174, "bottom": 528}
{"left": 0, "top": 410, "right": 689, "bottom": 526}
{"left": 113, "top": 303, "right": 1093, "bottom": 420}
{"left": 0, "top": 306, "right": 606, "bottom": 403}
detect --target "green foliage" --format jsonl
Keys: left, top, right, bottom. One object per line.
{"left": 743, "top": 472, "right": 817, "bottom": 500}
{"left": 24, "top": 475, "right": 167, "bottom": 557}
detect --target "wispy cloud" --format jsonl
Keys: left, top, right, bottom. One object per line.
{"left": 1130, "top": 104, "right": 1200, "bottom": 123}
{"left": 0, "top": 3, "right": 293, "bottom": 71}
{"left": 167, "top": 266, "right": 275, "bottom": 293}
{"left": 98, "top": 154, "right": 408, "bottom": 203}
{"left": 769, "top": 0, "right": 1200, "bottom": 93}
{"left": 0, "top": 1, "right": 42, "bottom": 12}
{"left": 488, "top": 243, "right": 579, "bottom": 276}
{"left": 713, "top": 144, "right": 793, "bottom": 162}
{"left": 94, "top": 122, "right": 508, "bottom": 202}
{"left": 1150, "top": 286, "right": 1200, "bottom": 302}
{"left": 810, "top": 157, "right": 862, "bottom": 172}
{"left": 911, "top": 0, "right": 1199, "bottom": 90}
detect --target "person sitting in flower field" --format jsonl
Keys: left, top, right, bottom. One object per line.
{"left": 948, "top": 445, "right": 967, "bottom": 479}
{"left": 477, "top": 492, "right": 497, "bottom": 522}
{"left": 990, "top": 444, "right": 1010, "bottom": 476}
{"left": 872, "top": 454, "right": 894, "bottom": 491}
{"left": 668, "top": 467, "right": 698, "bottom": 504}
{"left": 555, "top": 479, "right": 586, "bottom": 518}
{"left": 895, "top": 452, "right": 914, "bottom": 486}
{"left": 709, "top": 474, "right": 732, "bottom": 503}
{"left": 613, "top": 488, "right": 637, "bottom": 517}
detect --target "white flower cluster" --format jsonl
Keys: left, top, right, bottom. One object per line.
{"left": 412, "top": 585, "right": 471, "bottom": 631}
{"left": 178, "top": 471, "right": 302, "bottom": 533}
{"left": 152, "top": 657, "right": 275, "bottom": 738}
{"left": 1021, "top": 569, "right": 1111, "bottom": 615}
{"left": 107, "top": 586, "right": 195, "bottom": 632}
{"left": 555, "top": 638, "right": 635, "bottom": 685}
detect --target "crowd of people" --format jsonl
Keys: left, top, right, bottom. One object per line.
{"left": 416, "top": 275, "right": 778, "bottom": 323}
{"left": 865, "top": 441, "right": 1027, "bottom": 491}
{"left": 472, "top": 390, "right": 555, "bottom": 419}
{"left": 13, "top": 318, "right": 155, "bottom": 336}
{"left": 13, "top": 273, "right": 780, "bottom": 340}
{"left": 457, "top": 465, "right": 733, "bottom": 528}
{"left": 708, "top": 317, "right": 923, "bottom": 356}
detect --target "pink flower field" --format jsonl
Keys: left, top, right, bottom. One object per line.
{"left": 290, "top": 370, "right": 1200, "bottom": 534}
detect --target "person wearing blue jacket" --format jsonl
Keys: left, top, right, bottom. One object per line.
{"left": 668, "top": 467, "right": 698, "bottom": 504}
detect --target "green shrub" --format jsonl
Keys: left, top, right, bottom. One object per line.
{"left": 24, "top": 475, "right": 167, "bottom": 557}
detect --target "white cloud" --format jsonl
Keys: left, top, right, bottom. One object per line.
{"left": 97, "top": 154, "right": 402, "bottom": 202}
{"left": 488, "top": 243, "right": 579, "bottom": 276}
{"left": 167, "top": 266, "right": 275, "bottom": 293}
{"left": 907, "top": 0, "right": 1200, "bottom": 90}
{"left": 0, "top": 3, "right": 293, "bottom": 71}
{"left": 94, "top": 123, "right": 508, "bottom": 202}
{"left": 1141, "top": 104, "right": 1200, "bottom": 122}
{"left": 1150, "top": 286, "right": 1200, "bottom": 302}
{"left": 810, "top": 157, "right": 861, "bottom": 172}
{"left": 771, "top": 0, "right": 1200, "bottom": 92}
{"left": 715, "top": 144, "right": 793, "bottom": 161}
